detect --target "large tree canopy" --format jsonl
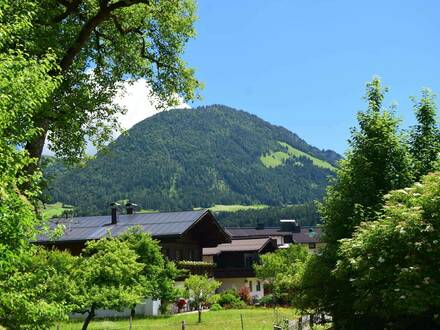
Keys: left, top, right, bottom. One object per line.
{"left": 321, "top": 77, "right": 413, "bottom": 247}
{"left": 2, "top": 0, "right": 200, "bottom": 162}
{"left": 0, "top": 1, "right": 59, "bottom": 260}
{"left": 296, "top": 79, "right": 439, "bottom": 328}
{"left": 298, "top": 78, "right": 414, "bottom": 327}
{"left": 336, "top": 170, "right": 440, "bottom": 329}
{"left": 254, "top": 244, "right": 309, "bottom": 305}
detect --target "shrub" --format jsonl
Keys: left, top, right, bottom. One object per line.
{"left": 207, "top": 293, "right": 221, "bottom": 306}
{"left": 210, "top": 303, "right": 222, "bottom": 311}
{"left": 218, "top": 293, "right": 240, "bottom": 307}
{"left": 259, "top": 294, "right": 275, "bottom": 306}
{"left": 238, "top": 286, "right": 252, "bottom": 304}
{"left": 222, "top": 288, "right": 239, "bottom": 297}
{"left": 176, "top": 299, "right": 187, "bottom": 312}
{"left": 231, "top": 299, "right": 247, "bottom": 309}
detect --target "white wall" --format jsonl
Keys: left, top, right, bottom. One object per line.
{"left": 217, "top": 277, "right": 265, "bottom": 299}
{"left": 70, "top": 298, "right": 160, "bottom": 319}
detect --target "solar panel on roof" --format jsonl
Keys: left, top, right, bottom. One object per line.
{"left": 38, "top": 210, "right": 208, "bottom": 242}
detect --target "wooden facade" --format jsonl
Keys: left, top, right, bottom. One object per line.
{"left": 37, "top": 210, "right": 230, "bottom": 277}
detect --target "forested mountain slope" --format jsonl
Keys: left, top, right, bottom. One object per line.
{"left": 45, "top": 105, "right": 341, "bottom": 215}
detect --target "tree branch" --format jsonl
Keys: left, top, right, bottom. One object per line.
{"left": 53, "top": 0, "right": 83, "bottom": 23}
{"left": 110, "top": 14, "right": 141, "bottom": 34}
{"left": 58, "top": 0, "right": 150, "bottom": 72}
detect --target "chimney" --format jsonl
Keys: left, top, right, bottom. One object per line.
{"left": 126, "top": 202, "right": 138, "bottom": 215}
{"left": 280, "top": 219, "right": 300, "bottom": 233}
{"left": 110, "top": 202, "right": 120, "bottom": 225}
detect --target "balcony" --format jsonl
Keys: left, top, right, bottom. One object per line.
{"left": 176, "top": 261, "right": 215, "bottom": 279}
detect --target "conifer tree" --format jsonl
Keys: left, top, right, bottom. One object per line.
{"left": 409, "top": 89, "right": 440, "bottom": 180}
{"left": 300, "top": 77, "right": 413, "bottom": 328}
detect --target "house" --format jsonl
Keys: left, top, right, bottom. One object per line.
{"left": 37, "top": 205, "right": 231, "bottom": 317}
{"left": 38, "top": 206, "right": 230, "bottom": 261}
{"left": 203, "top": 237, "right": 278, "bottom": 299}
{"left": 225, "top": 220, "right": 323, "bottom": 251}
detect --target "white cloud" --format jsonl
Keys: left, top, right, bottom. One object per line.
{"left": 43, "top": 79, "right": 190, "bottom": 156}
{"left": 114, "top": 79, "right": 191, "bottom": 131}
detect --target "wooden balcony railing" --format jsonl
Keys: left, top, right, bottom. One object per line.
{"left": 176, "top": 261, "right": 215, "bottom": 279}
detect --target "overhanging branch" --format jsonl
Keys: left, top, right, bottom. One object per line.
{"left": 57, "top": 0, "right": 151, "bottom": 72}
{"left": 53, "top": 0, "right": 83, "bottom": 23}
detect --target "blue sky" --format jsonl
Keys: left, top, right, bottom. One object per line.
{"left": 184, "top": 0, "right": 440, "bottom": 154}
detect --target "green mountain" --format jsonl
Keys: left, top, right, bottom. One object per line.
{"left": 44, "top": 105, "right": 341, "bottom": 215}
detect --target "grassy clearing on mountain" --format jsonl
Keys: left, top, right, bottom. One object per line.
{"left": 260, "top": 141, "right": 336, "bottom": 171}
{"left": 260, "top": 151, "right": 290, "bottom": 168}
{"left": 42, "top": 202, "right": 73, "bottom": 220}
{"left": 195, "top": 204, "right": 268, "bottom": 212}
{"left": 138, "top": 209, "right": 160, "bottom": 214}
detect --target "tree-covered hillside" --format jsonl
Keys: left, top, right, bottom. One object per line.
{"left": 45, "top": 105, "right": 341, "bottom": 215}
{"left": 216, "top": 202, "right": 320, "bottom": 228}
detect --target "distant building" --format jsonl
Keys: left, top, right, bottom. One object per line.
{"left": 203, "top": 237, "right": 278, "bottom": 299}
{"left": 225, "top": 220, "right": 323, "bottom": 251}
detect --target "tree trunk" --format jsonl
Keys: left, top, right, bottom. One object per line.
{"left": 25, "top": 129, "right": 47, "bottom": 163}
{"left": 198, "top": 307, "right": 202, "bottom": 323}
{"left": 82, "top": 306, "right": 95, "bottom": 330}
{"left": 21, "top": 127, "right": 48, "bottom": 191}
{"left": 129, "top": 307, "right": 135, "bottom": 330}
{"left": 24, "top": 116, "right": 49, "bottom": 179}
{"left": 21, "top": 1, "right": 148, "bottom": 172}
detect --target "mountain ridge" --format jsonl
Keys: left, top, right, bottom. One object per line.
{"left": 44, "top": 105, "right": 341, "bottom": 215}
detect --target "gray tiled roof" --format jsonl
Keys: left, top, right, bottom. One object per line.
{"left": 38, "top": 210, "right": 210, "bottom": 243}
{"left": 203, "top": 238, "right": 274, "bottom": 256}
{"left": 225, "top": 226, "right": 322, "bottom": 244}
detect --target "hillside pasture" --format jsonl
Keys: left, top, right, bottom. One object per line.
{"left": 260, "top": 141, "right": 336, "bottom": 171}
{"left": 195, "top": 204, "right": 268, "bottom": 212}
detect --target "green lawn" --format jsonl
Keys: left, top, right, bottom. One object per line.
{"left": 195, "top": 204, "right": 268, "bottom": 212}
{"left": 56, "top": 308, "right": 298, "bottom": 330}
{"left": 260, "top": 141, "right": 336, "bottom": 171}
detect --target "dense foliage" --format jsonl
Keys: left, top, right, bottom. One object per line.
{"left": 322, "top": 78, "right": 413, "bottom": 246}
{"left": 305, "top": 78, "right": 414, "bottom": 326}
{"left": 44, "top": 105, "right": 340, "bottom": 215}
{"left": 3, "top": 0, "right": 200, "bottom": 163}
{"left": 74, "top": 237, "right": 146, "bottom": 329}
{"left": 254, "top": 244, "right": 310, "bottom": 305}
{"left": 1, "top": 1, "right": 199, "bottom": 327}
{"left": 119, "top": 227, "right": 179, "bottom": 315}
{"left": 335, "top": 171, "right": 440, "bottom": 329}
{"left": 0, "top": 248, "right": 78, "bottom": 330}
{"left": 409, "top": 89, "right": 440, "bottom": 181}
{"left": 0, "top": 3, "right": 66, "bottom": 328}
{"left": 296, "top": 78, "right": 440, "bottom": 328}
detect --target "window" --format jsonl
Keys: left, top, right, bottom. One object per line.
{"left": 175, "top": 249, "right": 182, "bottom": 260}
{"left": 249, "top": 280, "right": 253, "bottom": 292}
{"left": 244, "top": 253, "right": 255, "bottom": 267}
{"left": 256, "top": 281, "right": 261, "bottom": 292}
{"left": 194, "top": 249, "right": 200, "bottom": 260}
{"left": 188, "top": 249, "right": 193, "bottom": 260}
{"left": 308, "top": 243, "right": 316, "bottom": 249}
